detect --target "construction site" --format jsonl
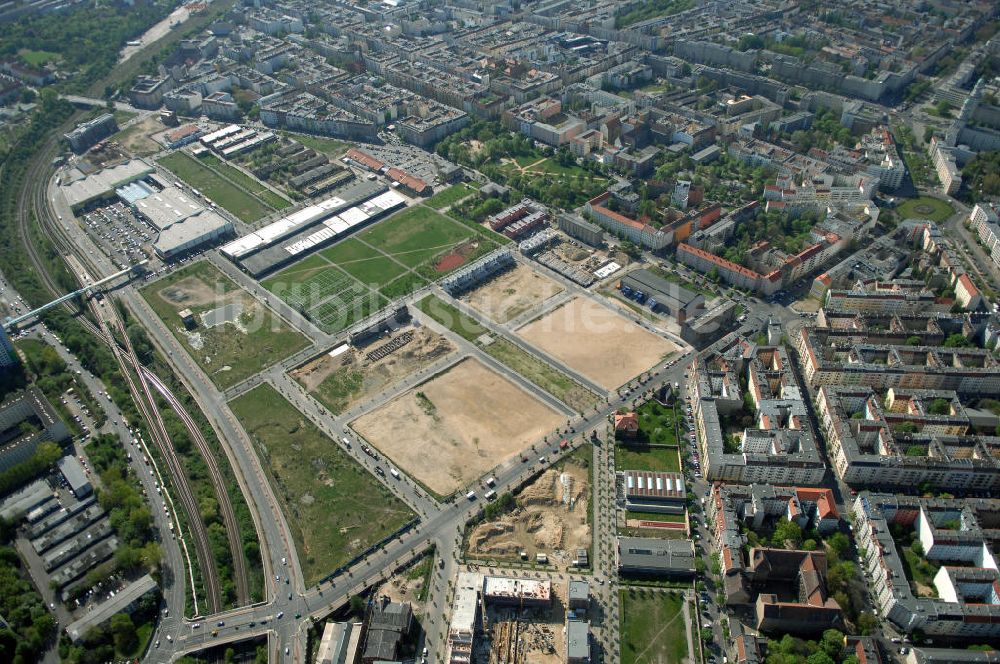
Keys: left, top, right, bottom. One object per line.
{"left": 466, "top": 464, "right": 591, "bottom": 570}
{"left": 448, "top": 572, "right": 572, "bottom": 664}
{"left": 291, "top": 324, "right": 455, "bottom": 415}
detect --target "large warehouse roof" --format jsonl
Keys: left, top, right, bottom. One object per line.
{"left": 59, "top": 159, "right": 155, "bottom": 210}
{"left": 134, "top": 186, "right": 203, "bottom": 230}
{"left": 154, "top": 209, "right": 233, "bottom": 258}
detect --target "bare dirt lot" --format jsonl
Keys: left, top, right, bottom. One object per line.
{"left": 113, "top": 115, "right": 164, "bottom": 156}
{"left": 464, "top": 264, "right": 564, "bottom": 324}
{"left": 291, "top": 325, "right": 456, "bottom": 415}
{"left": 517, "top": 296, "right": 678, "bottom": 390}
{"left": 468, "top": 464, "right": 590, "bottom": 570}
{"left": 351, "top": 358, "right": 563, "bottom": 496}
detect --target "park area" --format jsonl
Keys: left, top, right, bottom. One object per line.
{"left": 290, "top": 325, "right": 457, "bottom": 415}
{"left": 620, "top": 589, "right": 692, "bottom": 664}
{"left": 463, "top": 263, "right": 565, "bottom": 324}
{"left": 616, "top": 401, "right": 682, "bottom": 473}
{"left": 229, "top": 384, "right": 414, "bottom": 585}
{"left": 517, "top": 297, "right": 678, "bottom": 390}
{"left": 141, "top": 261, "right": 309, "bottom": 389}
{"left": 896, "top": 196, "right": 955, "bottom": 223}
{"left": 351, "top": 358, "right": 563, "bottom": 497}
{"left": 157, "top": 150, "right": 277, "bottom": 223}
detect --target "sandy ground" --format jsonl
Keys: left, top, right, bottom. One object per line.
{"left": 352, "top": 358, "right": 562, "bottom": 496}
{"left": 292, "top": 325, "right": 455, "bottom": 414}
{"left": 479, "top": 579, "right": 568, "bottom": 664}
{"left": 114, "top": 115, "right": 164, "bottom": 156}
{"left": 157, "top": 275, "right": 226, "bottom": 309}
{"left": 468, "top": 465, "right": 590, "bottom": 570}
{"left": 464, "top": 264, "right": 564, "bottom": 324}
{"left": 517, "top": 296, "right": 678, "bottom": 389}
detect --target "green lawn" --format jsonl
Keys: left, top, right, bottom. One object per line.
{"left": 415, "top": 295, "right": 488, "bottom": 342}
{"left": 19, "top": 49, "right": 59, "bottom": 66}
{"left": 319, "top": 238, "right": 408, "bottom": 287}
{"left": 896, "top": 196, "right": 955, "bottom": 223}
{"left": 635, "top": 400, "right": 680, "bottom": 446}
{"left": 425, "top": 184, "right": 478, "bottom": 210}
{"left": 202, "top": 154, "right": 292, "bottom": 210}
{"left": 379, "top": 272, "right": 429, "bottom": 300}
{"left": 281, "top": 132, "right": 349, "bottom": 157}
{"left": 359, "top": 206, "right": 474, "bottom": 268}
{"left": 113, "top": 110, "right": 138, "bottom": 126}
{"left": 620, "top": 590, "right": 690, "bottom": 664}
{"left": 158, "top": 151, "right": 273, "bottom": 223}
{"left": 616, "top": 444, "right": 682, "bottom": 473}
{"left": 141, "top": 261, "right": 309, "bottom": 388}
{"left": 230, "top": 384, "right": 414, "bottom": 585}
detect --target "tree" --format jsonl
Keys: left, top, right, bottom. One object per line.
{"left": 349, "top": 595, "right": 366, "bottom": 615}
{"left": 110, "top": 613, "right": 137, "bottom": 654}
{"left": 943, "top": 333, "right": 972, "bottom": 348}
{"left": 857, "top": 610, "right": 878, "bottom": 635}
{"left": 772, "top": 519, "right": 803, "bottom": 548}
{"left": 819, "top": 629, "right": 845, "bottom": 659}
{"left": 806, "top": 654, "right": 835, "bottom": 664}
{"left": 826, "top": 532, "right": 851, "bottom": 561}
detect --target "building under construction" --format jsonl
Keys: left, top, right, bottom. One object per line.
{"left": 446, "top": 572, "right": 563, "bottom": 664}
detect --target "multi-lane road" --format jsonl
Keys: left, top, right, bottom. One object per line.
{"left": 24, "top": 146, "right": 725, "bottom": 664}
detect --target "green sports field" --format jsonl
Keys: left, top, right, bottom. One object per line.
{"left": 262, "top": 205, "right": 497, "bottom": 331}
{"left": 357, "top": 206, "right": 476, "bottom": 268}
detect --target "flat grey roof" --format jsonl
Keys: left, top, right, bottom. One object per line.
{"left": 65, "top": 574, "right": 157, "bottom": 641}
{"left": 618, "top": 536, "right": 695, "bottom": 572}
{"left": 57, "top": 456, "right": 90, "bottom": 495}
{"left": 566, "top": 619, "right": 589, "bottom": 660}
{"left": 622, "top": 268, "right": 701, "bottom": 309}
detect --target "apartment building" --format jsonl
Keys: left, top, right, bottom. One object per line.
{"left": 930, "top": 137, "right": 963, "bottom": 195}
{"left": 815, "top": 385, "right": 1000, "bottom": 491}
{"left": 854, "top": 493, "right": 1000, "bottom": 638}
{"left": 583, "top": 192, "right": 671, "bottom": 251}
{"left": 692, "top": 336, "right": 826, "bottom": 485}
{"left": 797, "top": 327, "right": 1000, "bottom": 396}
{"left": 64, "top": 113, "right": 118, "bottom": 154}
{"left": 259, "top": 91, "right": 378, "bottom": 140}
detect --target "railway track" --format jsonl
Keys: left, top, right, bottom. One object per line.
{"left": 8, "top": 129, "right": 255, "bottom": 613}
{"left": 140, "top": 366, "right": 250, "bottom": 603}
{"left": 102, "top": 302, "right": 224, "bottom": 614}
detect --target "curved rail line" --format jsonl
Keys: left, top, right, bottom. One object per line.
{"left": 9, "top": 130, "right": 252, "bottom": 613}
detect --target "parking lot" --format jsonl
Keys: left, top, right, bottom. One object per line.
{"left": 77, "top": 201, "right": 155, "bottom": 270}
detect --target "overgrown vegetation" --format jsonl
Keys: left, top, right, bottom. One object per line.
{"left": 59, "top": 588, "right": 161, "bottom": 664}
{"left": 615, "top": 0, "right": 694, "bottom": 29}
{"left": 960, "top": 151, "right": 1000, "bottom": 203}
{"left": 0, "top": 3, "right": 173, "bottom": 92}
{"left": 0, "top": 546, "right": 57, "bottom": 663}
